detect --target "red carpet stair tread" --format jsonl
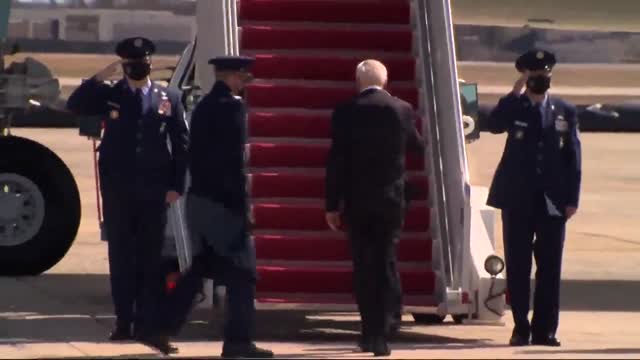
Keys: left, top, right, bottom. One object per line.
{"left": 248, "top": 111, "right": 425, "bottom": 138}
{"left": 251, "top": 54, "right": 416, "bottom": 82}
{"left": 249, "top": 172, "right": 429, "bottom": 199}
{"left": 238, "top": 0, "right": 436, "bottom": 306}
{"left": 246, "top": 83, "right": 418, "bottom": 109}
{"left": 241, "top": 26, "right": 413, "bottom": 52}
{"left": 239, "top": 0, "right": 411, "bottom": 24}
{"left": 254, "top": 233, "right": 432, "bottom": 263}
{"left": 251, "top": 202, "right": 430, "bottom": 232}
{"left": 247, "top": 142, "right": 425, "bottom": 171}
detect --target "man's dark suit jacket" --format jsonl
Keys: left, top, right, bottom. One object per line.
{"left": 325, "top": 87, "right": 425, "bottom": 218}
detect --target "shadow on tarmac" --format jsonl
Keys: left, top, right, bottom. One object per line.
{"left": 2, "top": 273, "right": 640, "bottom": 349}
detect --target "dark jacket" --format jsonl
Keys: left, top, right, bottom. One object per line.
{"left": 325, "top": 87, "right": 425, "bottom": 216}
{"left": 66, "top": 77, "right": 189, "bottom": 193}
{"left": 486, "top": 92, "right": 582, "bottom": 212}
{"left": 187, "top": 81, "right": 248, "bottom": 216}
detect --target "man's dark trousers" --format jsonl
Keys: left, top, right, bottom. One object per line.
{"left": 502, "top": 192, "right": 566, "bottom": 339}
{"left": 101, "top": 175, "right": 167, "bottom": 335}
{"left": 346, "top": 210, "right": 403, "bottom": 338}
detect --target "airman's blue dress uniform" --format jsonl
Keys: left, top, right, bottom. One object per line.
{"left": 66, "top": 37, "right": 189, "bottom": 341}
{"left": 158, "top": 56, "right": 272, "bottom": 358}
{"left": 486, "top": 50, "right": 582, "bottom": 346}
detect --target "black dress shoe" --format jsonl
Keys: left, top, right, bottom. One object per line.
{"left": 358, "top": 337, "right": 372, "bottom": 352}
{"left": 136, "top": 335, "right": 178, "bottom": 355}
{"left": 509, "top": 333, "right": 530, "bottom": 346}
{"left": 108, "top": 328, "right": 133, "bottom": 341}
{"left": 371, "top": 337, "right": 391, "bottom": 357}
{"left": 221, "top": 343, "right": 274, "bottom": 358}
{"left": 532, "top": 336, "right": 561, "bottom": 347}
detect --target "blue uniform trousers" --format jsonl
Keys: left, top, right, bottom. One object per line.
{"left": 160, "top": 252, "right": 256, "bottom": 344}
{"left": 101, "top": 175, "right": 167, "bottom": 336}
{"left": 158, "top": 195, "right": 256, "bottom": 345}
{"left": 502, "top": 191, "right": 566, "bottom": 339}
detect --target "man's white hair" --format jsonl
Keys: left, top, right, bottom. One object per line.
{"left": 355, "top": 59, "right": 388, "bottom": 89}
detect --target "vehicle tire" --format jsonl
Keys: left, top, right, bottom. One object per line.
{"left": 412, "top": 313, "right": 445, "bottom": 324}
{"left": 0, "top": 136, "right": 81, "bottom": 276}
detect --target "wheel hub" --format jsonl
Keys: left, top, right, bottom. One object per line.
{"left": 0, "top": 173, "right": 45, "bottom": 247}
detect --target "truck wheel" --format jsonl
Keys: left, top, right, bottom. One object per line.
{"left": 0, "top": 136, "right": 81, "bottom": 276}
{"left": 412, "top": 313, "right": 445, "bottom": 324}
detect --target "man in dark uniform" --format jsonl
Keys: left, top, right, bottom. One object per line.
{"left": 66, "top": 37, "right": 188, "bottom": 354}
{"left": 157, "top": 55, "right": 273, "bottom": 359}
{"left": 325, "top": 59, "right": 425, "bottom": 357}
{"left": 486, "top": 49, "right": 582, "bottom": 347}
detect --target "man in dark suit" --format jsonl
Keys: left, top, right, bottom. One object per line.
{"left": 325, "top": 59, "right": 425, "bottom": 357}
{"left": 486, "top": 49, "right": 582, "bottom": 347}
{"left": 66, "top": 37, "right": 188, "bottom": 354}
{"left": 157, "top": 56, "right": 273, "bottom": 359}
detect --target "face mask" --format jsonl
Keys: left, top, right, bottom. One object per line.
{"left": 123, "top": 61, "right": 151, "bottom": 81}
{"left": 526, "top": 74, "right": 551, "bottom": 95}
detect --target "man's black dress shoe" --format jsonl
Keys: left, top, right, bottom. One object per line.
{"left": 358, "top": 337, "right": 373, "bottom": 352}
{"left": 136, "top": 335, "right": 178, "bottom": 355}
{"left": 532, "top": 336, "right": 561, "bottom": 347}
{"left": 370, "top": 337, "right": 391, "bottom": 357}
{"left": 108, "top": 327, "right": 133, "bottom": 341}
{"left": 509, "top": 333, "right": 530, "bottom": 346}
{"left": 221, "top": 343, "right": 274, "bottom": 358}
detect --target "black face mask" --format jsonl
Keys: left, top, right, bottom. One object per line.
{"left": 123, "top": 61, "right": 151, "bottom": 81}
{"left": 526, "top": 74, "right": 551, "bottom": 95}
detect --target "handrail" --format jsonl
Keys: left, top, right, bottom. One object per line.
{"left": 413, "top": 0, "right": 471, "bottom": 294}
{"left": 413, "top": 0, "right": 454, "bottom": 292}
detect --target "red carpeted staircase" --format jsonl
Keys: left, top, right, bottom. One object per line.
{"left": 238, "top": 0, "right": 438, "bottom": 308}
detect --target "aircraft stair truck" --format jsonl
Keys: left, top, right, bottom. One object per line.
{"left": 0, "top": 1, "right": 82, "bottom": 276}
{"left": 163, "top": 0, "right": 507, "bottom": 325}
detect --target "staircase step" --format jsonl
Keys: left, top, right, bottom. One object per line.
{"left": 249, "top": 172, "right": 429, "bottom": 200}
{"left": 239, "top": 0, "right": 410, "bottom": 25}
{"left": 251, "top": 201, "right": 431, "bottom": 232}
{"left": 247, "top": 142, "right": 425, "bottom": 170}
{"left": 246, "top": 83, "right": 418, "bottom": 109}
{"left": 255, "top": 233, "right": 432, "bottom": 262}
{"left": 256, "top": 293, "right": 438, "bottom": 307}
{"left": 248, "top": 110, "right": 425, "bottom": 139}
{"left": 256, "top": 266, "right": 436, "bottom": 294}
{"left": 241, "top": 25, "right": 413, "bottom": 52}
{"left": 248, "top": 111, "right": 331, "bottom": 138}
{"left": 251, "top": 54, "right": 415, "bottom": 82}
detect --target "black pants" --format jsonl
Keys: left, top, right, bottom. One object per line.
{"left": 159, "top": 251, "right": 257, "bottom": 345}
{"left": 101, "top": 179, "right": 167, "bottom": 336}
{"left": 502, "top": 195, "right": 566, "bottom": 339}
{"left": 346, "top": 211, "right": 403, "bottom": 338}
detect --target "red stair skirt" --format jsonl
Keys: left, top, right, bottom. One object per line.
{"left": 256, "top": 293, "right": 437, "bottom": 307}
{"left": 255, "top": 234, "right": 432, "bottom": 262}
{"left": 248, "top": 143, "right": 425, "bottom": 171}
{"left": 251, "top": 54, "right": 416, "bottom": 82}
{"left": 239, "top": 0, "right": 410, "bottom": 24}
{"left": 241, "top": 26, "right": 412, "bottom": 52}
{"left": 252, "top": 202, "right": 430, "bottom": 232}
{"left": 256, "top": 266, "right": 436, "bottom": 294}
{"left": 250, "top": 172, "right": 429, "bottom": 200}
{"left": 246, "top": 83, "right": 418, "bottom": 109}
{"left": 249, "top": 111, "right": 425, "bottom": 138}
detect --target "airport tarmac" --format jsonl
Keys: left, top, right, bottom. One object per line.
{"left": 1, "top": 128, "right": 640, "bottom": 359}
